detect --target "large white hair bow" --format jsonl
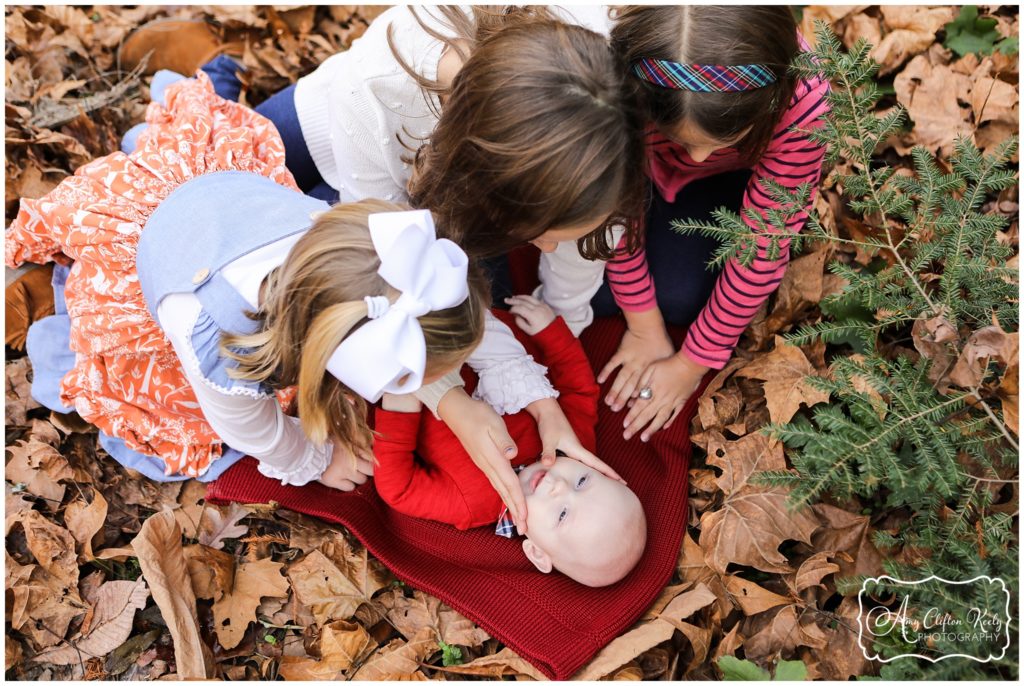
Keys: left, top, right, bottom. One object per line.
{"left": 326, "top": 209, "right": 470, "bottom": 402}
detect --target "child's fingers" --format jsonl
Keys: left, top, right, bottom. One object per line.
{"left": 640, "top": 405, "right": 675, "bottom": 442}
{"left": 598, "top": 352, "right": 624, "bottom": 385}
{"left": 514, "top": 315, "right": 532, "bottom": 332}
{"left": 505, "top": 294, "right": 542, "bottom": 307}
{"left": 355, "top": 456, "right": 375, "bottom": 477}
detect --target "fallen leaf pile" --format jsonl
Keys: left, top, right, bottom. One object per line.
{"left": 5, "top": 4, "right": 1019, "bottom": 681}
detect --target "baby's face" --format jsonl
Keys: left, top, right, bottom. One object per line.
{"left": 519, "top": 455, "right": 642, "bottom": 569}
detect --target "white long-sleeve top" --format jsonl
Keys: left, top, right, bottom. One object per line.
{"left": 155, "top": 232, "right": 554, "bottom": 485}
{"left": 293, "top": 5, "right": 614, "bottom": 401}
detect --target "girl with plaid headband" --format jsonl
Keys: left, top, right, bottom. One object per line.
{"left": 539, "top": 6, "right": 829, "bottom": 444}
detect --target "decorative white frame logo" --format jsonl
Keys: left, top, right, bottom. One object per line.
{"left": 857, "top": 575, "right": 1012, "bottom": 663}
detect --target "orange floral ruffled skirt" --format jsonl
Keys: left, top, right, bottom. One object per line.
{"left": 5, "top": 73, "right": 299, "bottom": 478}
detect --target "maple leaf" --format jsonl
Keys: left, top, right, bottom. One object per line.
{"left": 722, "top": 575, "right": 791, "bottom": 616}
{"left": 212, "top": 557, "right": 290, "bottom": 650}
{"left": 699, "top": 432, "right": 820, "bottom": 575}
{"left": 743, "top": 605, "right": 828, "bottom": 659}
{"left": 198, "top": 502, "right": 249, "bottom": 550}
{"left": 183, "top": 544, "right": 235, "bottom": 601}
{"left": 735, "top": 336, "right": 831, "bottom": 424}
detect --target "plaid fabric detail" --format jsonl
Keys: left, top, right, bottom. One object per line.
{"left": 495, "top": 463, "right": 529, "bottom": 538}
{"left": 632, "top": 58, "right": 776, "bottom": 92}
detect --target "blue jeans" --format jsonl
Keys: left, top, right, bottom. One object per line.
{"left": 201, "top": 55, "right": 338, "bottom": 203}
{"left": 592, "top": 170, "right": 752, "bottom": 327}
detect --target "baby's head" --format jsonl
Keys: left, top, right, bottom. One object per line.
{"left": 518, "top": 456, "right": 646, "bottom": 587}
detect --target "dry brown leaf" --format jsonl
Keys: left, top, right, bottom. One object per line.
{"left": 321, "top": 531, "right": 394, "bottom": 603}
{"left": 997, "top": 354, "right": 1018, "bottom": 436}
{"left": 198, "top": 502, "right": 249, "bottom": 550}
{"left": 735, "top": 337, "right": 831, "bottom": 424}
{"left": 572, "top": 619, "right": 676, "bottom": 680}
{"left": 5, "top": 263, "right": 56, "bottom": 350}
{"left": 19, "top": 509, "right": 79, "bottom": 588}
{"left": 816, "top": 596, "right": 872, "bottom": 680}
{"left": 674, "top": 621, "right": 712, "bottom": 675}
{"left": 276, "top": 619, "right": 375, "bottom": 680}
{"left": 378, "top": 588, "right": 489, "bottom": 648}
{"left": 33, "top": 577, "right": 149, "bottom": 664}
{"left": 949, "top": 326, "right": 1017, "bottom": 389}
{"left": 441, "top": 647, "right": 548, "bottom": 680}
{"left": 743, "top": 605, "right": 828, "bottom": 659}
{"left": 658, "top": 583, "right": 717, "bottom": 623}
{"left": 912, "top": 315, "right": 960, "bottom": 389}
{"left": 705, "top": 431, "right": 788, "bottom": 495}
{"left": 713, "top": 622, "right": 744, "bottom": 661}
{"left": 973, "top": 75, "right": 1019, "bottom": 127}
{"left": 700, "top": 485, "right": 820, "bottom": 576}
{"left": 65, "top": 489, "right": 108, "bottom": 561}
{"left": 351, "top": 628, "right": 438, "bottom": 681}
{"left": 873, "top": 6, "right": 957, "bottom": 75}
{"left": 894, "top": 46, "right": 976, "bottom": 157}
{"left": 183, "top": 544, "right": 235, "bottom": 601}
{"left": 287, "top": 549, "right": 365, "bottom": 625}
{"left": 799, "top": 6, "right": 869, "bottom": 48}
{"left": 723, "top": 575, "right": 791, "bottom": 615}
{"left": 791, "top": 551, "right": 843, "bottom": 594}
{"left": 131, "top": 510, "right": 212, "bottom": 679}
{"left": 5, "top": 439, "right": 73, "bottom": 511}
{"left": 811, "top": 504, "right": 884, "bottom": 580}
{"left": 212, "top": 557, "right": 290, "bottom": 650}
{"left": 609, "top": 661, "right": 644, "bottom": 680}
{"left": 764, "top": 248, "right": 829, "bottom": 333}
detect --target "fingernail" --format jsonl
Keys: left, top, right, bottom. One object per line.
{"left": 505, "top": 447, "right": 516, "bottom": 455}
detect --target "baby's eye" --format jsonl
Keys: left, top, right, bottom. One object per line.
{"left": 575, "top": 474, "right": 589, "bottom": 489}
{"left": 558, "top": 507, "right": 568, "bottom": 523}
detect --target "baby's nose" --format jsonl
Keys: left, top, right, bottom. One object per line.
{"left": 547, "top": 475, "right": 568, "bottom": 496}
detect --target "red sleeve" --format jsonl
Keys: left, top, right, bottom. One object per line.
{"left": 530, "top": 317, "right": 599, "bottom": 452}
{"left": 372, "top": 409, "right": 478, "bottom": 530}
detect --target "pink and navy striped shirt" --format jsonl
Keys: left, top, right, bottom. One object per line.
{"left": 606, "top": 68, "right": 830, "bottom": 369}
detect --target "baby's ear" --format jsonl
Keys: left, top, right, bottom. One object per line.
{"left": 522, "top": 539, "right": 552, "bottom": 574}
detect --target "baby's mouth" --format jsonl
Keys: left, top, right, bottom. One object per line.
{"left": 528, "top": 469, "right": 547, "bottom": 495}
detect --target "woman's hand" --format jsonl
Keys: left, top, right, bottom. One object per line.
{"left": 598, "top": 309, "right": 675, "bottom": 411}
{"left": 526, "top": 397, "right": 625, "bottom": 484}
{"left": 622, "top": 354, "right": 709, "bottom": 442}
{"left": 438, "top": 388, "right": 528, "bottom": 532}
{"left": 318, "top": 440, "right": 375, "bottom": 491}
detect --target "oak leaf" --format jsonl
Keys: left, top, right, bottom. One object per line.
{"left": 735, "top": 337, "right": 830, "bottom": 424}
{"left": 212, "top": 557, "right": 290, "bottom": 650}
{"left": 873, "top": 6, "right": 957, "bottom": 75}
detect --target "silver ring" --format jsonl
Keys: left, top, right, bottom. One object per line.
{"left": 638, "top": 386, "right": 653, "bottom": 401}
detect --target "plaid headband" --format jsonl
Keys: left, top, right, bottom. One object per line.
{"left": 632, "top": 58, "right": 777, "bottom": 93}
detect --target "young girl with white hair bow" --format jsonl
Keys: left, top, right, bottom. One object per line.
{"left": 4, "top": 74, "right": 490, "bottom": 488}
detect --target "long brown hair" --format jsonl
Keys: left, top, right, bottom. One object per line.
{"left": 222, "top": 199, "right": 489, "bottom": 455}
{"left": 611, "top": 5, "right": 799, "bottom": 162}
{"left": 392, "top": 7, "right": 647, "bottom": 261}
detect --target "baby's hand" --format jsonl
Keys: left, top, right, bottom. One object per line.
{"left": 319, "top": 440, "right": 375, "bottom": 491}
{"left": 382, "top": 392, "right": 423, "bottom": 413}
{"left": 505, "top": 295, "right": 556, "bottom": 335}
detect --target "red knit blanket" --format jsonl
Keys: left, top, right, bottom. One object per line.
{"left": 206, "top": 314, "right": 709, "bottom": 679}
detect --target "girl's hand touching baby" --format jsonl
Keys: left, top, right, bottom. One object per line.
{"left": 318, "top": 440, "right": 375, "bottom": 491}
{"left": 505, "top": 295, "right": 556, "bottom": 335}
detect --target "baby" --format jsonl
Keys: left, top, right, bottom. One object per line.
{"left": 374, "top": 297, "right": 646, "bottom": 587}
